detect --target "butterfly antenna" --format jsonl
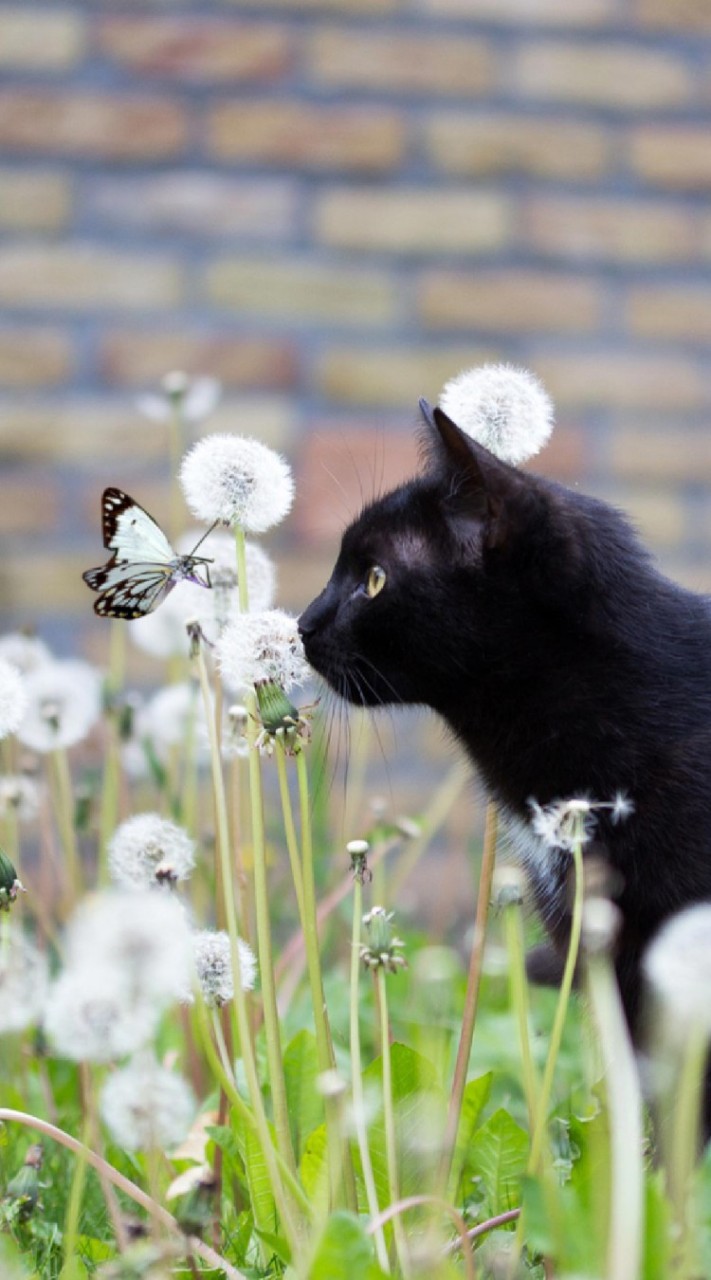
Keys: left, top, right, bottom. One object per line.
{"left": 188, "top": 520, "right": 220, "bottom": 557}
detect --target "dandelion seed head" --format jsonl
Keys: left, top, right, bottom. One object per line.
{"left": 0, "top": 632, "right": 52, "bottom": 676}
{"left": 179, "top": 433, "right": 294, "bottom": 532}
{"left": 138, "top": 374, "right": 221, "bottom": 425}
{"left": 108, "top": 813, "right": 196, "bottom": 890}
{"left": 100, "top": 1053, "right": 195, "bottom": 1151}
{"left": 217, "top": 609, "right": 308, "bottom": 694}
{"left": 16, "top": 660, "right": 101, "bottom": 753}
{"left": 644, "top": 903, "right": 711, "bottom": 1037}
{"left": 0, "top": 927, "right": 49, "bottom": 1034}
{"left": 0, "top": 658, "right": 28, "bottom": 740}
{"left": 528, "top": 794, "right": 632, "bottom": 852}
{"left": 66, "top": 890, "right": 193, "bottom": 1008}
{"left": 44, "top": 970, "right": 159, "bottom": 1062}
{"left": 439, "top": 363, "right": 554, "bottom": 465}
{"left": 190, "top": 930, "right": 257, "bottom": 1005}
{"left": 0, "top": 775, "right": 41, "bottom": 823}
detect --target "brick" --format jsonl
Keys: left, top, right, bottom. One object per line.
{"left": 208, "top": 101, "right": 405, "bottom": 172}
{"left": 316, "top": 346, "right": 500, "bottom": 407}
{"left": 293, "top": 425, "right": 419, "bottom": 543}
{"left": 593, "top": 483, "right": 685, "bottom": 550}
{"left": 535, "top": 353, "right": 705, "bottom": 412}
{"left": 4, "top": 552, "right": 93, "bottom": 614}
{"left": 629, "top": 126, "right": 711, "bottom": 190}
{"left": 219, "top": 0, "right": 401, "bottom": 10}
{"left": 625, "top": 286, "right": 711, "bottom": 342}
{"left": 522, "top": 196, "right": 699, "bottom": 263}
{"left": 101, "top": 331, "right": 297, "bottom": 389}
{"left": 205, "top": 256, "right": 397, "bottom": 326}
{"left": 0, "top": 478, "right": 59, "bottom": 536}
{"left": 0, "top": 170, "right": 71, "bottom": 231}
{"left": 0, "top": 9, "right": 85, "bottom": 69}
{"left": 609, "top": 424, "right": 711, "bottom": 483}
{"left": 98, "top": 18, "right": 292, "bottom": 81}
{"left": 315, "top": 188, "right": 511, "bottom": 255}
{"left": 424, "top": 113, "right": 610, "bottom": 181}
{"left": 0, "top": 92, "right": 187, "bottom": 160}
{"left": 0, "top": 394, "right": 295, "bottom": 464}
{"left": 0, "top": 330, "right": 73, "bottom": 389}
{"left": 532, "top": 425, "right": 586, "bottom": 483}
{"left": 84, "top": 173, "right": 297, "bottom": 239}
{"left": 419, "top": 270, "right": 602, "bottom": 334}
{"left": 636, "top": 0, "right": 711, "bottom": 29}
{"left": 0, "top": 246, "right": 183, "bottom": 311}
{"left": 307, "top": 29, "right": 494, "bottom": 96}
{"left": 419, "top": 0, "right": 614, "bottom": 20}
{"left": 512, "top": 42, "right": 692, "bottom": 110}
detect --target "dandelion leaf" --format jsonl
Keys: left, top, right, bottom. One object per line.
{"left": 467, "top": 1107, "right": 528, "bottom": 1217}
{"left": 447, "top": 1070, "right": 492, "bottom": 1200}
{"left": 308, "top": 1210, "right": 387, "bottom": 1280}
{"left": 284, "top": 1028, "right": 323, "bottom": 1159}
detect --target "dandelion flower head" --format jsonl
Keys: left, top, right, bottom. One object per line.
{"left": 0, "top": 775, "right": 41, "bottom": 823}
{"left": 15, "top": 659, "right": 101, "bottom": 753}
{"left": 0, "top": 927, "right": 49, "bottom": 1034}
{"left": 138, "top": 372, "right": 221, "bottom": 425}
{"left": 66, "top": 890, "right": 193, "bottom": 1008}
{"left": 644, "top": 903, "right": 711, "bottom": 1036}
{"left": 191, "top": 930, "right": 257, "bottom": 1006}
{"left": 0, "top": 658, "right": 28, "bottom": 741}
{"left": 217, "top": 609, "right": 309, "bottom": 694}
{"left": 0, "top": 632, "right": 52, "bottom": 676}
{"left": 44, "top": 969, "right": 160, "bottom": 1062}
{"left": 108, "top": 813, "right": 196, "bottom": 890}
{"left": 179, "top": 433, "right": 294, "bottom": 532}
{"left": 439, "top": 363, "right": 554, "bottom": 465}
{"left": 100, "top": 1053, "right": 195, "bottom": 1151}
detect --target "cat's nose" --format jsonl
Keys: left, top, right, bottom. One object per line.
{"left": 297, "top": 606, "right": 318, "bottom": 639}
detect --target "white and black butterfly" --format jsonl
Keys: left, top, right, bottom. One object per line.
{"left": 83, "top": 488, "right": 213, "bottom": 619}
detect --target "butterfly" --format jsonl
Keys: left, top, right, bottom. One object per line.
{"left": 83, "top": 488, "right": 213, "bottom": 619}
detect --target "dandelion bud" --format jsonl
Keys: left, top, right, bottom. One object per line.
{"left": 360, "top": 906, "right": 407, "bottom": 974}
{"left": 0, "top": 846, "right": 24, "bottom": 911}
{"left": 254, "top": 679, "right": 310, "bottom": 755}
{"left": 439, "top": 363, "right": 554, "bottom": 465}
{"left": 347, "top": 839, "right": 371, "bottom": 884}
{"left": 100, "top": 1053, "right": 195, "bottom": 1152}
{"left": 4, "top": 1144, "right": 43, "bottom": 1221}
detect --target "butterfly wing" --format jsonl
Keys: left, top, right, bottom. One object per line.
{"left": 101, "top": 488, "right": 175, "bottom": 563}
{"left": 90, "top": 564, "right": 175, "bottom": 619}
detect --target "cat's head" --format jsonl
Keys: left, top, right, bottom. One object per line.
{"left": 298, "top": 399, "right": 629, "bottom": 717}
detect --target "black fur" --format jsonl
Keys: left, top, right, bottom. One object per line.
{"left": 299, "top": 404, "right": 711, "bottom": 1122}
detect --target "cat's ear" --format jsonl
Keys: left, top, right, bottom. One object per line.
{"left": 418, "top": 397, "right": 527, "bottom": 550}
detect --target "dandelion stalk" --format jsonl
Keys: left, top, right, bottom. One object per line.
{"left": 275, "top": 738, "right": 306, "bottom": 924}
{"left": 50, "top": 746, "right": 82, "bottom": 908}
{"left": 349, "top": 852, "right": 390, "bottom": 1273}
{"left": 501, "top": 885, "right": 539, "bottom": 1131}
{"left": 375, "top": 965, "right": 410, "bottom": 1277}
{"left": 438, "top": 800, "right": 498, "bottom": 1197}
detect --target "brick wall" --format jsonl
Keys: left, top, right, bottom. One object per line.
{"left": 1, "top": 0, "right": 711, "bottom": 658}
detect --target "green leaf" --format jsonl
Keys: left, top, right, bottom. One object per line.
{"left": 243, "top": 1122, "right": 277, "bottom": 1240}
{"left": 308, "top": 1211, "right": 385, "bottom": 1280}
{"left": 447, "top": 1071, "right": 492, "bottom": 1199}
{"left": 283, "top": 1029, "right": 324, "bottom": 1159}
{"left": 468, "top": 1108, "right": 528, "bottom": 1216}
{"left": 300, "top": 1123, "right": 329, "bottom": 1218}
{"left": 362, "top": 1043, "right": 445, "bottom": 1206}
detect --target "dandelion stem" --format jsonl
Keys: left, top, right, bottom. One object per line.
{"left": 0, "top": 1108, "right": 248, "bottom": 1280}
{"left": 375, "top": 967, "right": 410, "bottom": 1277}
{"left": 59, "top": 1103, "right": 90, "bottom": 1278}
{"left": 502, "top": 897, "right": 539, "bottom": 1131}
{"left": 527, "top": 830, "right": 585, "bottom": 1176}
{"left": 50, "top": 746, "right": 81, "bottom": 909}
{"left": 438, "top": 799, "right": 498, "bottom": 1198}
{"left": 349, "top": 871, "right": 390, "bottom": 1273}
{"left": 275, "top": 739, "right": 306, "bottom": 925}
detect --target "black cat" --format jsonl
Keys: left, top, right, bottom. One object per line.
{"left": 299, "top": 399, "right": 711, "bottom": 1081}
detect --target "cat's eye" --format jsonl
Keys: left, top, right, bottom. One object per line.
{"left": 365, "top": 565, "right": 387, "bottom": 598}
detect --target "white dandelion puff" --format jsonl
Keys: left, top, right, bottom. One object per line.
{"left": 108, "top": 813, "right": 196, "bottom": 890}
{"left": 529, "top": 794, "right": 633, "bottom": 852}
{"left": 66, "top": 890, "right": 193, "bottom": 1008}
{"left": 15, "top": 660, "right": 101, "bottom": 753}
{"left": 0, "top": 658, "right": 28, "bottom": 740}
{"left": 190, "top": 930, "right": 257, "bottom": 1006}
{"left": 137, "top": 373, "right": 221, "bottom": 426}
{"left": 439, "top": 363, "right": 554, "bottom": 465}
{"left": 0, "top": 927, "right": 49, "bottom": 1034}
{"left": 179, "top": 433, "right": 294, "bottom": 533}
{"left": 100, "top": 1053, "right": 195, "bottom": 1151}
{"left": 0, "top": 775, "right": 41, "bottom": 823}
{"left": 217, "top": 609, "right": 309, "bottom": 695}
{"left": 0, "top": 632, "right": 52, "bottom": 676}
{"left": 644, "top": 903, "right": 711, "bottom": 1037}
{"left": 44, "top": 970, "right": 159, "bottom": 1062}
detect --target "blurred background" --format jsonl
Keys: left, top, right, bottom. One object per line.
{"left": 1, "top": 0, "right": 711, "bottom": 871}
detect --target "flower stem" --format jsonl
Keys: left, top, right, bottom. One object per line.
{"left": 438, "top": 800, "right": 498, "bottom": 1198}
{"left": 375, "top": 967, "right": 410, "bottom": 1277}
{"left": 502, "top": 897, "right": 539, "bottom": 1131}
{"left": 275, "top": 738, "right": 306, "bottom": 926}
{"left": 50, "top": 746, "right": 81, "bottom": 911}
{"left": 350, "top": 871, "right": 390, "bottom": 1273}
